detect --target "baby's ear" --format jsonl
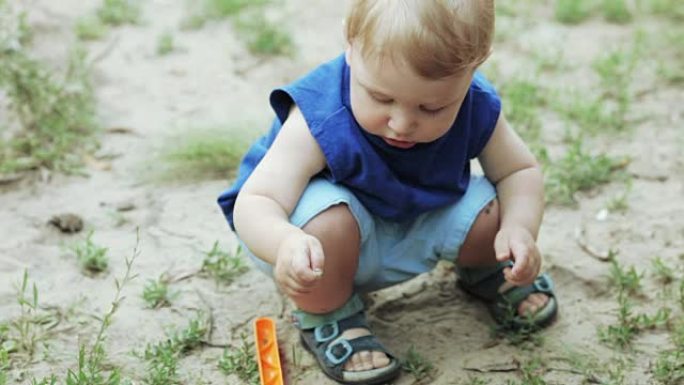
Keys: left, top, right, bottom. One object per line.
{"left": 345, "top": 45, "right": 352, "bottom": 65}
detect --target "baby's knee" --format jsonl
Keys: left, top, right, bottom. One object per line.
{"left": 303, "top": 204, "right": 360, "bottom": 247}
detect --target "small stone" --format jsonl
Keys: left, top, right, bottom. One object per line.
{"left": 48, "top": 213, "right": 84, "bottom": 233}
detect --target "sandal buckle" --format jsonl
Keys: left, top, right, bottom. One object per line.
{"left": 534, "top": 274, "right": 554, "bottom": 293}
{"left": 325, "top": 339, "right": 353, "bottom": 366}
{"left": 314, "top": 322, "right": 339, "bottom": 343}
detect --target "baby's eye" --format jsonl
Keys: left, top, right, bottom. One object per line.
{"left": 420, "top": 105, "right": 444, "bottom": 114}
{"left": 369, "top": 92, "right": 392, "bottom": 104}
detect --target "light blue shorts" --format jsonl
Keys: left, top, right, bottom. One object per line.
{"left": 243, "top": 176, "right": 497, "bottom": 293}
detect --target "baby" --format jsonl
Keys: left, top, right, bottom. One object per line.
{"left": 218, "top": 1, "right": 557, "bottom": 383}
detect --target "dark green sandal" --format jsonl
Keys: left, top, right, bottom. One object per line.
{"left": 457, "top": 261, "right": 558, "bottom": 330}
{"left": 299, "top": 311, "right": 401, "bottom": 385}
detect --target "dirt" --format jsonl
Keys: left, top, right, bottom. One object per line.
{"left": 1, "top": 1, "right": 682, "bottom": 384}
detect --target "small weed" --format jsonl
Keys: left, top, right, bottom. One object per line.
{"left": 205, "top": 0, "right": 269, "bottom": 18}
{"left": 461, "top": 376, "right": 491, "bottom": 385}
{"left": 651, "top": 257, "right": 675, "bottom": 284}
{"left": 544, "top": 137, "right": 620, "bottom": 205}
{"left": 75, "top": 16, "right": 108, "bottom": 41}
{"left": 598, "top": 290, "right": 671, "bottom": 349}
{"left": 608, "top": 257, "right": 642, "bottom": 295}
{"left": 96, "top": 0, "right": 141, "bottom": 26}
{"left": 200, "top": 242, "right": 248, "bottom": 286}
{"left": 0, "top": 37, "right": 98, "bottom": 173}
{"left": 499, "top": 77, "right": 543, "bottom": 142}
{"left": 514, "top": 357, "right": 548, "bottom": 385}
{"left": 592, "top": 46, "right": 639, "bottom": 130}
{"left": 606, "top": 180, "right": 631, "bottom": 212}
{"left": 234, "top": 13, "right": 293, "bottom": 56}
{"left": 602, "top": 0, "right": 633, "bottom": 23}
{"left": 159, "top": 128, "right": 249, "bottom": 181}
{"left": 156, "top": 32, "right": 175, "bottom": 56}
{"left": 218, "top": 332, "right": 259, "bottom": 385}
{"left": 402, "top": 346, "right": 435, "bottom": 383}
{"left": 142, "top": 275, "right": 176, "bottom": 309}
{"left": 652, "top": 350, "right": 684, "bottom": 384}
{"left": 552, "top": 92, "right": 613, "bottom": 136}
{"left": 555, "top": 0, "right": 591, "bottom": 24}
{"left": 4, "top": 270, "right": 54, "bottom": 364}
{"left": 646, "top": 0, "right": 684, "bottom": 21}
{"left": 72, "top": 231, "right": 109, "bottom": 275}
{"left": 141, "top": 314, "right": 209, "bottom": 384}
{"left": 63, "top": 233, "right": 140, "bottom": 385}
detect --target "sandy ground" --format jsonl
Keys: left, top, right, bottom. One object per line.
{"left": 1, "top": 1, "right": 683, "bottom": 384}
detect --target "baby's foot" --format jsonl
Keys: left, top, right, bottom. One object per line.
{"left": 340, "top": 327, "right": 391, "bottom": 372}
{"left": 499, "top": 281, "right": 550, "bottom": 316}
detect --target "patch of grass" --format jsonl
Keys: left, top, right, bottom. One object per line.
{"left": 142, "top": 315, "right": 209, "bottom": 385}
{"left": 544, "top": 137, "right": 621, "bottom": 205}
{"left": 646, "top": 0, "right": 684, "bottom": 21}
{"left": 234, "top": 13, "right": 293, "bottom": 56}
{"left": 200, "top": 242, "right": 248, "bottom": 286}
{"left": 651, "top": 257, "right": 675, "bottom": 285}
{"left": 602, "top": 0, "right": 633, "bottom": 23}
{"left": 156, "top": 32, "right": 175, "bottom": 56}
{"left": 217, "top": 332, "right": 259, "bottom": 385}
{"left": 461, "top": 376, "right": 490, "bottom": 385}
{"left": 555, "top": 0, "right": 591, "bottom": 24}
{"left": 0, "top": 345, "right": 8, "bottom": 385}
{"left": 599, "top": 254, "right": 671, "bottom": 349}
{"left": 0, "top": 37, "right": 98, "bottom": 174}
{"left": 159, "top": 128, "right": 249, "bottom": 181}
{"left": 96, "top": 0, "right": 141, "bottom": 26}
{"left": 142, "top": 275, "right": 176, "bottom": 309}
{"left": 72, "top": 231, "right": 109, "bottom": 275}
{"left": 510, "top": 357, "right": 548, "bottom": 385}
{"left": 608, "top": 257, "right": 642, "bottom": 295}
{"left": 499, "top": 77, "right": 543, "bottom": 142}
{"left": 30, "top": 235, "right": 139, "bottom": 385}
{"left": 605, "top": 180, "right": 631, "bottom": 213}
{"left": 402, "top": 346, "right": 435, "bottom": 383}
{"left": 75, "top": 16, "right": 108, "bottom": 41}
{"left": 656, "top": 30, "right": 684, "bottom": 85}
{"left": 653, "top": 349, "right": 684, "bottom": 384}
{"left": 592, "top": 46, "right": 639, "bottom": 131}
{"left": 181, "top": 0, "right": 269, "bottom": 30}
{"left": 552, "top": 92, "right": 613, "bottom": 136}
{"left": 3, "top": 270, "right": 56, "bottom": 365}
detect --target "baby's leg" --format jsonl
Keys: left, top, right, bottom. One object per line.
{"left": 294, "top": 203, "right": 359, "bottom": 313}
{"left": 456, "top": 198, "right": 549, "bottom": 316}
{"left": 294, "top": 203, "right": 391, "bottom": 372}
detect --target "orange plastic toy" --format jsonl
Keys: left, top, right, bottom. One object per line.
{"left": 253, "top": 317, "right": 285, "bottom": 385}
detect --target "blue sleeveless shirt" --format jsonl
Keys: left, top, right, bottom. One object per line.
{"left": 218, "top": 54, "right": 501, "bottom": 230}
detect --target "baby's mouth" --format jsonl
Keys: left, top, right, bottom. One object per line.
{"left": 383, "top": 137, "right": 416, "bottom": 149}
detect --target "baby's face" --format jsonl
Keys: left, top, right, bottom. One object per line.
{"left": 347, "top": 46, "right": 472, "bottom": 149}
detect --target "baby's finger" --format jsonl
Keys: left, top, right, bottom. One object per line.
{"left": 306, "top": 237, "right": 325, "bottom": 278}
{"left": 291, "top": 251, "right": 319, "bottom": 285}
{"left": 494, "top": 232, "right": 511, "bottom": 262}
{"left": 509, "top": 240, "right": 530, "bottom": 279}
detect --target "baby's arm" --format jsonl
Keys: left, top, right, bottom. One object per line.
{"left": 478, "top": 113, "right": 545, "bottom": 286}
{"left": 233, "top": 106, "right": 327, "bottom": 295}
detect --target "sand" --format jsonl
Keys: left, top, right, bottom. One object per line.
{"left": 1, "top": 1, "right": 682, "bottom": 384}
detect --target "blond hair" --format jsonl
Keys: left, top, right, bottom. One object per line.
{"left": 345, "top": 0, "right": 494, "bottom": 79}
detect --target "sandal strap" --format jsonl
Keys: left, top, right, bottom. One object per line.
{"left": 300, "top": 311, "right": 399, "bottom": 381}
{"left": 500, "top": 274, "right": 555, "bottom": 306}
{"left": 458, "top": 261, "right": 513, "bottom": 301}
{"left": 324, "top": 335, "right": 392, "bottom": 368}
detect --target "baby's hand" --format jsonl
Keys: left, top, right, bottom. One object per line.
{"left": 494, "top": 227, "right": 541, "bottom": 286}
{"left": 274, "top": 232, "right": 325, "bottom": 297}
